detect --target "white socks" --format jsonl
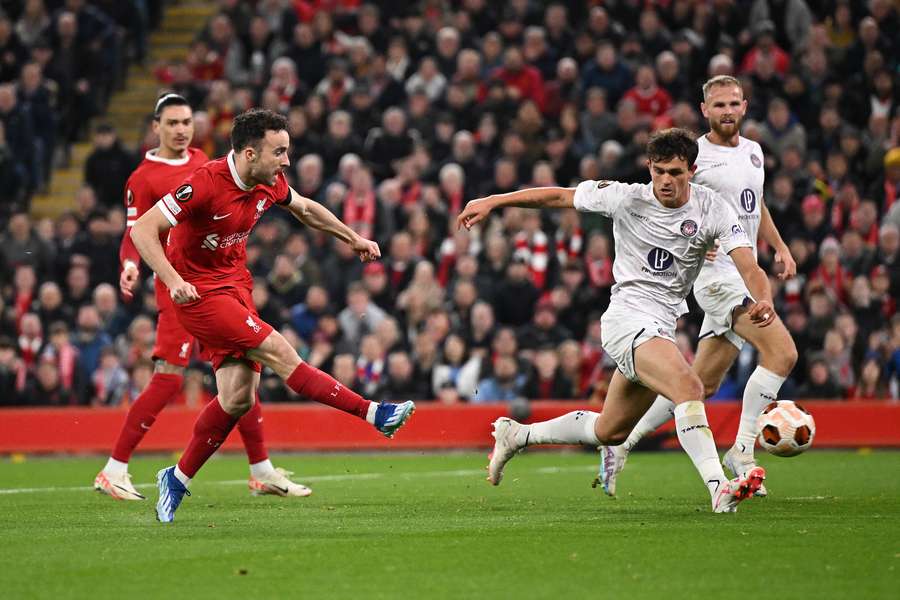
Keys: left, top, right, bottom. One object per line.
{"left": 674, "top": 401, "right": 727, "bottom": 497}
{"left": 623, "top": 396, "right": 675, "bottom": 450}
{"left": 517, "top": 411, "right": 601, "bottom": 447}
{"left": 249, "top": 459, "right": 276, "bottom": 479}
{"left": 735, "top": 366, "right": 786, "bottom": 455}
{"left": 365, "top": 401, "right": 378, "bottom": 424}
{"left": 173, "top": 465, "right": 192, "bottom": 487}
{"left": 103, "top": 457, "right": 128, "bottom": 476}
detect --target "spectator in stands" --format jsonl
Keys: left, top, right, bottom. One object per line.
{"left": 22, "top": 358, "right": 77, "bottom": 406}
{"left": 0, "top": 212, "right": 53, "bottom": 278}
{"left": 522, "top": 346, "right": 573, "bottom": 400}
{"left": 91, "top": 345, "right": 128, "bottom": 406}
{"left": 0, "top": 335, "right": 24, "bottom": 405}
{"left": 72, "top": 304, "right": 111, "bottom": 394}
{"left": 518, "top": 297, "right": 572, "bottom": 352}
{"left": 474, "top": 354, "right": 526, "bottom": 404}
{"left": 83, "top": 123, "right": 137, "bottom": 209}
{"left": 355, "top": 333, "right": 385, "bottom": 398}
{"left": 338, "top": 282, "right": 387, "bottom": 349}
{"left": 796, "top": 355, "right": 844, "bottom": 399}
{"left": 377, "top": 350, "right": 430, "bottom": 402}
{"left": 71, "top": 212, "right": 118, "bottom": 286}
{"left": 35, "top": 282, "right": 71, "bottom": 331}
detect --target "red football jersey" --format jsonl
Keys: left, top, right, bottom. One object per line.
{"left": 120, "top": 147, "right": 209, "bottom": 269}
{"left": 156, "top": 151, "right": 291, "bottom": 294}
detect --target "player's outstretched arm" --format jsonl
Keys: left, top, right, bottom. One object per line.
{"left": 131, "top": 206, "right": 200, "bottom": 304}
{"left": 759, "top": 200, "right": 796, "bottom": 280}
{"left": 730, "top": 247, "right": 776, "bottom": 327}
{"left": 282, "top": 187, "right": 381, "bottom": 262}
{"left": 457, "top": 187, "right": 576, "bottom": 230}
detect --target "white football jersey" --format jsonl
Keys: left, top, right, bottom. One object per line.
{"left": 692, "top": 134, "right": 765, "bottom": 291}
{"left": 574, "top": 180, "right": 752, "bottom": 323}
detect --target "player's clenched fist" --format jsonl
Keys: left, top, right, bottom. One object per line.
{"left": 169, "top": 279, "right": 200, "bottom": 304}
{"left": 457, "top": 197, "right": 494, "bottom": 230}
{"left": 747, "top": 300, "right": 776, "bottom": 328}
{"left": 119, "top": 262, "right": 139, "bottom": 300}
{"left": 350, "top": 236, "right": 381, "bottom": 262}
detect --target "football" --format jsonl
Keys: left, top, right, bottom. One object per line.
{"left": 756, "top": 400, "right": 816, "bottom": 457}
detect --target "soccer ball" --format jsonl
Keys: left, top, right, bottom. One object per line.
{"left": 756, "top": 400, "right": 816, "bottom": 457}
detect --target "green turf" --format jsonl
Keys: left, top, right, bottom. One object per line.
{"left": 1, "top": 450, "right": 898, "bottom": 600}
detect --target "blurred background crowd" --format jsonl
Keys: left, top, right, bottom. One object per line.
{"left": 0, "top": 0, "right": 898, "bottom": 408}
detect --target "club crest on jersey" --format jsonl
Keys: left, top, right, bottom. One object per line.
{"left": 680, "top": 219, "right": 698, "bottom": 237}
{"left": 246, "top": 315, "right": 261, "bottom": 333}
{"left": 732, "top": 224, "right": 745, "bottom": 236}
{"left": 750, "top": 154, "right": 762, "bottom": 168}
{"left": 647, "top": 247, "right": 674, "bottom": 271}
{"left": 256, "top": 199, "right": 266, "bottom": 212}
{"left": 740, "top": 189, "right": 756, "bottom": 213}
{"left": 174, "top": 184, "right": 193, "bottom": 202}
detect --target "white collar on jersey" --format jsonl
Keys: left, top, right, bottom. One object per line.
{"left": 145, "top": 148, "right": 191, "bottom": 166}
{"left": 227, "top": 150, "right": 253, "bottom": 191}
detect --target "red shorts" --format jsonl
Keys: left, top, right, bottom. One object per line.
{"left": 172, "top": 286, "right": 273, "bottom": 372}
{"left": 152, "top": 279, "right": 195, "bottom": 368}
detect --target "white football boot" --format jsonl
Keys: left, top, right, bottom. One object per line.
{"left": 723, "top": 446, "right": 768, "bottom": 497}
{"left": 711, "top": 466, "right": 766, "bottom": 513}
{"left": 486, "top": 418, "right": 525, "bottom": 486}
{"left": 94, "top": 470, "right": 146, "bottom": 501}
{"left": 592, "top": 444, "right": 629, "bottom": 497}
{"left": 248, "top": 467, "right": 312, "bottom": 497}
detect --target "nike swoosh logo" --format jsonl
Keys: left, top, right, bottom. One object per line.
{"left": 212, "top": 213, "right": 232, "bottom": 220}
{"left": 113, "top": 484, "right": 145, "bottom": 499}
{"left": 140, "top": 423, "right": 151, "bottom": 430}
{"left": 269, "top": 484, "right": 288, "bottom": 494}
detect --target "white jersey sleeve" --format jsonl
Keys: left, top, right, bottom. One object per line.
{"left": 708, "top": 195, "right": 753, "bottom": 255}
{"left": 573, "top": 180, "right": 632, "bottom": 217}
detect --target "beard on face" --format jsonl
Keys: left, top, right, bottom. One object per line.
{"left": 710, "top": 112, "right": 742, "bottom": 138}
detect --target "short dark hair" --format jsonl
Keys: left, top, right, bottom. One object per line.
{"left": 646, "top": 128, "right": 698, "bottom": 167}
{"left": 231, "top": 108, "right": 289, "bottom": 152}
{"left": 153, "top": 92, "right": 190, "bottom": 120}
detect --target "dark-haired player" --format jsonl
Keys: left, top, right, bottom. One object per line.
{"left": 95, "top": 96, "right": 311, "bottom": 501}
{"left": 130, "top": 109, "right": 415, "bottom": 522}
{"left": 596, "top": 76, "right": 798, "bottom": 499}
{"left": 458, "top": 128, "right": 770, "bottom": 513}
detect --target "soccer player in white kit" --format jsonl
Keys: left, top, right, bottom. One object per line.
{"left": 457, "top": 128, "right": 773, "bottom": 513}
{"left": 595, "top": 76, "right": 798, "bottom": 499}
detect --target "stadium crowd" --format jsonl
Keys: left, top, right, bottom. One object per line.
{"left": 0, "top": 0, "right": 163, "bottom": 207}
{"left": 0, "top": 0, "right": 898, "bottom": 408}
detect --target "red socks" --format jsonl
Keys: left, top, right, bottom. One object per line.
{"left": 177, "top": 398, "right": 238, "bottom": 478}
{"left": 111, "top": 373, "right": 183, "bottom": 462}
{"left": 235, "top": 397, "right": 268, "bottom": 464}
{"left": 286, "top": 362, "right": 370, "bottom": 419}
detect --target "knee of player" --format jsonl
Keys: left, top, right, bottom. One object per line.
{"left": 220, "top": 392, "right": 254, "bottom": 416}
{"left": 759, "top": 336, "right": 798, "bottom": 376}
{"left": 676, "top": 374, "right": 704, "bottom": 403}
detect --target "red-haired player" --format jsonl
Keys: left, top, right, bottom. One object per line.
{"left": 94, "top": 95, "right": 311, "bottom": 501}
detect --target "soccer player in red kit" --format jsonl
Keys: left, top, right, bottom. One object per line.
{"left": 94, "top": 95, "right": 311, "bottom": 501}
{"left": 130, "top": 109, "right": 415, "bottom": 522}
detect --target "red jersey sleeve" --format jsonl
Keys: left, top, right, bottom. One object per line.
{"left": 273, "top": 172, "right": 291, "bottom": 206}
{"left": 155, "top": 168, "right": 213, "bottom": 226}
{"left": 119, "top": 173, "right": 153, "bottom": 270}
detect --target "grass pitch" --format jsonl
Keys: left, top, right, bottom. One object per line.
{"left": 1, "top": 450, "right": 897, "bottom": 600}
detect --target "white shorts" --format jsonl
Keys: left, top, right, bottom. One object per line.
{"left": 601, "top": 307, "right": 677, "bottom": 384}
{"left": 695, "top": 279, "right": 754, "bottom": 350}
